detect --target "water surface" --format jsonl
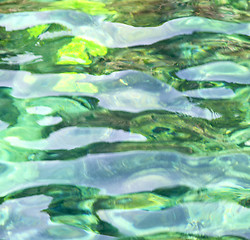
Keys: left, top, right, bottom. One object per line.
{"left": 0, "top": 0, "right": 249, "bottom": 239}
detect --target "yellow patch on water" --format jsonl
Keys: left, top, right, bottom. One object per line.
{"left": 41, "top": 0, "right": 116, "bottom": 16}
{"left": 57, "top": 37, "right": 107, "bottom": 65}
{"left": 27, "top": 24, "right": 49, "bottom": 39}
{"left": 53, "top": 78, "right": 98, "bottom": 93}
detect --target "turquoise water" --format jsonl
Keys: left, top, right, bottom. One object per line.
{"left": 0, "top": 0, "right": 249, "bottom": 239}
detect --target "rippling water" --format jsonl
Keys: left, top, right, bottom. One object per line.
{"left": 0, "top": 0, "right": 249, "bottom": 239}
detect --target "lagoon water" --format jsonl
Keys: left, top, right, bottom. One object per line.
{"left": 0, "top": 0, "right": 249, "bottom": 239}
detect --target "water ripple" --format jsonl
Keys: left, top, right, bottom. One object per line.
{"left": 0, "top": 10, "right": 249, "bottom": 48}
{"left": 0, "top": 151, "right": 249, "bottom": 239}
{"left": 176, "top": 61, "right": 250, "bottom": 84}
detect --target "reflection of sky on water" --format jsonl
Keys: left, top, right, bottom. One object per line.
{"left": 0, "top": 195, "right": 96, "bottom": 240}
{"left": 1, "top": 151, "right": 249, "bottom": 195}
{"left": 4, "top": 127, "right": 146, "bottom": 150}
{"left": 0, "top": 151, "right": 249, "bottom": 239}
{"left": 0, "top": 69, "right": 220, "bottom": 120}
{"left": 183, "top": 87, "right": 235, "bottom": 99}
{"left": 99, "top": 202, "right": 250, "bottom": 238}
{"left": 2, "top": 53, "right": 42, "bottom": 65}
{"left": 0, "top": 11, "right": 249, "bottom": 48}
{"left": 177, "top": 61, "right": 250, "bottom": 84}
{"left": 0, "top": 120, "right": 9, "bottom": 131}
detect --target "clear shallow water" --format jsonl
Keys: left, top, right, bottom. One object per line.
{"left": 0, "top": 0, "right": 249, "bottom": 239}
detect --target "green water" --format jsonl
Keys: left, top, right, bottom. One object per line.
{"left": 0, "top": 0, "right": 249, "bottom": 239}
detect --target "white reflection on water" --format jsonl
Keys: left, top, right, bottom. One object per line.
{"left": 183, "top": 87, "right": 235, "bottom": 99}
{"left": 26, "top": 106, "right": 53, "bottom": 115}
{"left": 0, "top": 195, "right": 99, "bottom": 240}
{"left": 176, "top": 61, "right": 250, "bottom": 84}
{"left": 37, "top": 116, "right": 63, "bottom": 126}
{"left": 4, "top": 127, "right": 146, "bottom": 150}
{"left": 2, "top": 53, "right": 42, "bottom": 65}
{"left": 0, "top": 69, "right": 221, "bottom": 120}
{"left": 98, "top": 202, "right": 250, "bottom": 238}
{"left": 0, "top": 195, "right": 51, "bottom": 240}
{"left": 0, "top": 151, "right": 249, "bottom": 239}
{"left": 0, "top": 11, "right": 249, "bottom": 48}
{"left": 0, "top": 120, "right": 9, "bottom": 131}
{"left": 1, "top": 151, "right": 249, "bottom": 195}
